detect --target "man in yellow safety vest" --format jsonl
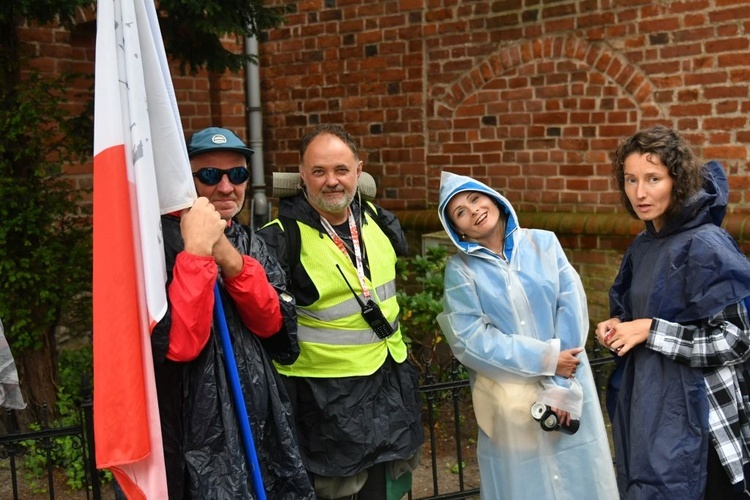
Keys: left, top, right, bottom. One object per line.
{"left": 258, "top": 124, "right": 423, "bottom": 500}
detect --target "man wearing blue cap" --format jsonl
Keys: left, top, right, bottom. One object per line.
{"left": 150, "top": 127, "right": 314, "bottom": 498}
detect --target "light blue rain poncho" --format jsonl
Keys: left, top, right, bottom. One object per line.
{"left": 436, "top": 171, "right": 617, "bottom": 500}
{"left": 0, "top": 318, "right": 26, "bottom": 410}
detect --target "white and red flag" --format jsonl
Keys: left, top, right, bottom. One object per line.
{"left": 93, "top": 0, "right": 195, "bottom": 497}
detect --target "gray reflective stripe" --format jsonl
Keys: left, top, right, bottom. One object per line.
{"left": 377, "top": 280, "right": 396, "bottom": 302}
{"left": 298, "top": 280, "right": 398, "bottom": 323}
{"left": 297, "top": 320, "right": 400, "bottom": 345}
{"left": 298, "top": 296, "right": 361, "bottom": 322}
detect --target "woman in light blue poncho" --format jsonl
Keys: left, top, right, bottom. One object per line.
{"left": 436, "top": 171, "right": 617, "bottom": 500}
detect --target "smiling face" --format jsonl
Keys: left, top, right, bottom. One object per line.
{"left": 299, "top": 133, "right": 362, "bottom": 224}
{"left": 191, "top": 150, "right": 248, "bottom": 220}
{"left": 623, "top": 152, "right": 675, "bottom": 232}
{"left": 446, "top": 191, "right": 504, "bottom": 244}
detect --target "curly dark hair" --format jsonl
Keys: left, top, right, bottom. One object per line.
{"left": 611, "top": 125, "right": 703, "bottom": 221}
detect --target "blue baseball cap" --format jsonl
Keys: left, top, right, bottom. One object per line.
{"left": 187, "top": 127, "right": 254, "bottom": 161}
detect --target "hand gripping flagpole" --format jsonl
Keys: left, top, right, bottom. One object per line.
{"left": 213, "top": 283, "right": 267, "bottom": 500}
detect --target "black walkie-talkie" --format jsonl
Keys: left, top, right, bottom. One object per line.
{"left": 335, "top": 264, "right": 394, "bottom": 339}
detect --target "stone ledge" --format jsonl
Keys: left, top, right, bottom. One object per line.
{"left": 397, "top": 210, "right": 750, "bottom": 244}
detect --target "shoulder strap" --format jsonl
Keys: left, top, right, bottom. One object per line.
{"left": 363, "top": 200, "right": 379, "bottom": 222}
{"left": 363, "top": 201, "right": 390, "bottom": 237}
{"left": 278, "top": 215, "right": 301, "bottom": 274}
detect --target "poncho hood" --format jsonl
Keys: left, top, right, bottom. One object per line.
{"left": 646, "top": 160, "right": 728, "bottom": 238}
{"left": 438, "top": 171, "right": 519, "bottom": 258}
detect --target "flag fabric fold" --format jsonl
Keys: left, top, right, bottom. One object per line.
{"left": 93, "top": 0, "right": 195, "bottom": 497}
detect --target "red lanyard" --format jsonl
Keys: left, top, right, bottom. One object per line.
{"left": 319, "top": 209, "right": 372, "bottom": 300}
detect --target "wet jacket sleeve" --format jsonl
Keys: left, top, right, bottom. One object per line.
{"left": 165, "top": 246, "right": 283, "bottom": 360}
{"left": 165, "top": 252, "right": 217, "bottom": 361}
{"left": 609, "top": 248, "right": 634, "bottom": 321}
{"left": 538, "top": 235, "right": 588, "bottom": 412}
{"left": 0, "top": 318, "right": 26, "bottom": 410}
{"left": 223, "top": 254, "right": 283, "bottom": 338}
{"left": 249, "top": 225, "right": 300, "bottom": 365}
{"left": 256, "top": 220, "right": 291, "bottom": 287}
{"left": 437, "top": 259, "right": 560, "bottom": 379}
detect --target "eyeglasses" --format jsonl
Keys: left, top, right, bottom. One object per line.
{"left": 192, "top": 167, "right": 250, "bottom": 186}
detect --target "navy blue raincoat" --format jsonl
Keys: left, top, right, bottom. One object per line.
{"left": 609, "top": 161, "right": 750, "bottom": 498}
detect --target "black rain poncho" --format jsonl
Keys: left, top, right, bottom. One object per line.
{"left": 151, "top": 215, "right": 314, "bottom": 499}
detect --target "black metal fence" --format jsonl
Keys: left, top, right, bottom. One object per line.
{"left": 410, "top": 346, "right": 616, "bottom": 500}
{"left": 411, "top": 362, "right": 480, "bottom": 500}
{"left": 0, "top": 351, "right": 614, "bottom": 500}
{"left": 0, "top": 376, "right": 102, "bottom": 500}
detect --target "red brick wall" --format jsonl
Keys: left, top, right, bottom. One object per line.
{"left": 259, "top": 0, "right": 750, "bottom": 214}
{"left": 18, "top": 13, "right": 98, "bottom": 209}
{"left": 17, "top": 1, "right": 750, "bottom": 320}
{"left": 254, "top": 0, "right": 750, "bottom": 322}
{"left": 21, "top": 1, "right": 750, "bottom": 214}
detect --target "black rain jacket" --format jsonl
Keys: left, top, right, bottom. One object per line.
{"left": 151, "top": 214, "right": 314, "bottom": 499}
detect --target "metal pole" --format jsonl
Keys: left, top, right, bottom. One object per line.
{"left": 245, "top": 35, "right": 269, "bottom": 231}
{"left": 81, "top": 373, "right": 102, "bottom": 499}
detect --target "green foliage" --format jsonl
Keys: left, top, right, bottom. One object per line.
{"left": 397, "top": 246, "right": 453, "bottom": 377}
{"left": 0, "top": 69, "right": 92, "bottom": 352}
{"left": 446, "top": 460, "right": 466, "bottom": 475}
{"left": 157, "top": 0, "right": 295, "bottom": 75}
{"left": 20, "top": 347, "right": 108, "bottom": 492}
{"left": 0, "top": 0, "right": 93, "bottom": 29}
{"left": 21, "top": 396, "right": 85, "bottom": 491}
{"left": 2, "top": 1, "right": 293, "bottom": 76}
{"left": 58, "top": 347, "right": 93, "bottom": 405}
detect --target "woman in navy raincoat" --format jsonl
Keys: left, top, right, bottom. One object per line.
{"left": 597, "top": 125, "right": 750, "bottom": 499}
{"left": 437, "top": 171, "right": 617, "bottom": 500}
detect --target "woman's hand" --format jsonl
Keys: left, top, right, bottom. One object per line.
{"left": 605, "top": 319, "right": 651, "bottom": 356}
{"left": 555, "top": 347, "right": 583, "bottom": 378}
{"left": 595, "top": 317, "right": 621, "bottom": 349}
{"left": 551, "top": 407, "right": 572, "bottom": 427}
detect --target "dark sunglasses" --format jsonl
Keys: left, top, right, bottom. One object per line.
{"left": 192, "top": 166, "right": 250, "bottom": 186}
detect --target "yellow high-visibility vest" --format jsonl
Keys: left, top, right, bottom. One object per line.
{"left": 275, "top": 211, "right": 407, "bottom": 378}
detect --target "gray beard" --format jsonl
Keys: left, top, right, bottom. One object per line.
{"left": 312, "top": 190, "right": 355, "bottom": 214}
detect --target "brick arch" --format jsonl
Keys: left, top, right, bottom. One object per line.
{"left": 427, "top": 35, "right": 664, "bottom": 214}
{"left": 432, "top": 35, "right": 659, "bottom": 118}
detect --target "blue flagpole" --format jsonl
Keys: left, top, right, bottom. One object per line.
{"left": 213, "top": 283, "right": 266, "bottom": 500}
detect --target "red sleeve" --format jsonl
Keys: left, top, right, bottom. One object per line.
{"left": 166, "top": 252, "right": 217, "bottom": 361}
{"left": 223, "top": 255, "right": 283, "bottom": 338}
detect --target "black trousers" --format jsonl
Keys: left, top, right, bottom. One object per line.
{"left": 328, "top": 462, "right": 387, "bottom": 500}
{"left": 705, "top": 445, "right": 749, "bottom": 500}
